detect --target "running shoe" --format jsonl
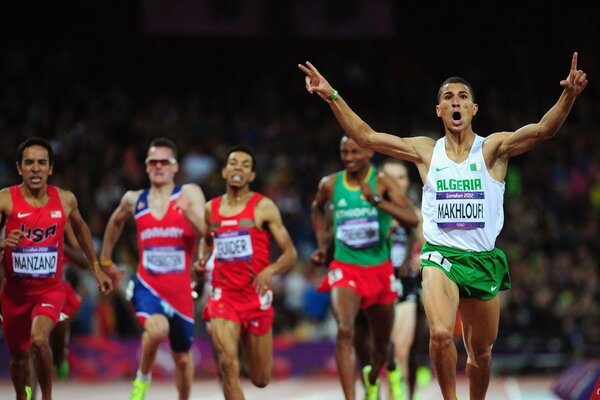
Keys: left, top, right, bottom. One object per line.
{"left": 362, "top": 365, "right": 380, "bottom": 400}
{"left": 387, "top": 364, "right": 406, "bottom": 400}
{"left": 129, "top": 378, "right": 151, "bottom": 400}
{"left": 56, "top": 360, "right": 69, "bottom": 379}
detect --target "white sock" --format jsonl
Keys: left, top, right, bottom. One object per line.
{"left": 136, "top": 370, "right": 152, "bottom": 382}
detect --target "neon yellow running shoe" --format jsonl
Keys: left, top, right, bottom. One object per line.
{"left": 362, "top": 365, "right": 380, "bottom": 400}
{"left": 129, "top": 378, "right": 151, "bottom": 400}
{"left": 416, "top": 365, "right": 432, "bottom": 387}
{"left": 387, "top": 365, "right": 406, "bottom": 400}
{"left": 25, "top": 385, "right": 32, "bottom": 400}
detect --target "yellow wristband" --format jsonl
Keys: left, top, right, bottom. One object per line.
{"left": 99, "top": 260, "right": 113, "bottom": 268}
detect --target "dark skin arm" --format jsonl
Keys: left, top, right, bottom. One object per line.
{"left": 310, "top": 174, "right": 335, "bottom": 266}
{"left": 360, "top": 171, "right": 419, "bottom": 229}
{"left": 61, "top": 190, "right": 113, "bottom": 294}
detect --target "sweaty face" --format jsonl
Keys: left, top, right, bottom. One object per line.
{"left": 382, "top": 163, "right": 409, "bottom": 195}
{"left": 222, "top": 151, "right": 255, "bottom": 189}
{"left": 17, "top": 145, "right": 53, "bottom": 190}
{"left": 145, "top": 146, "right": 178, "bottom": 185}
{"left": 436, "top": 83, "right": 478, "bottom": 133}
{"left": 340, "top": 137, "right": 372, "bottom": 173}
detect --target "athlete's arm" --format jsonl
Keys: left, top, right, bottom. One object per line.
{"left": 99, "top": 190, "right": 138, "bottom": 282}
{"left": 363, "top": 172, "right": 419, "bottom": 228}
{"left": 311, "top": 175, "right": 334, "bottom": 266}
{"left": 484, "top": 52, "right": 587, "bottom": 180}
{"left": 193, "top": 201, "right": 213, "bottom": 278}
{"left": 298, "top": 61, "right": 435, "bottom": 166}
{"left": 254, "top": 198, "right": 297, "bottom": 293}
{"left": 62, "top": 190, "right": 113, "bottom": 294}
{"left": 178, "top": 183, "right": 207, "bottom": 237}
{"left": 62, "top": 221, "right": 89, "bottom": 270}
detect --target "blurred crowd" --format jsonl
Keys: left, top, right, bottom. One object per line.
{"left": 0, "top": 38, "right": 598, "bottom": 365}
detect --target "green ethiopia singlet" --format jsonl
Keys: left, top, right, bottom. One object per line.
{"left": 332, "top": 167, "right": 392, "bottom": 266}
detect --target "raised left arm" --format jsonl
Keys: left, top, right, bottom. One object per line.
{"left": 493, "top": 52, "right": 588, "bottom": 160}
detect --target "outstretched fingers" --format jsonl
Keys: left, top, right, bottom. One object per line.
{"left": 560, "top": 52, "right": 588, "bottom": 94}
{"left": 570, "top": 52, "right": 578, "bottom": 71}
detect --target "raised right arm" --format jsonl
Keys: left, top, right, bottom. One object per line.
{"left": 298, "top": 61, "right": 435, "bottom": 168}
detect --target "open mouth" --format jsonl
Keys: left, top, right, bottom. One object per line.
{"left": 451, "top": 111, "right": 462, "bottom": 126}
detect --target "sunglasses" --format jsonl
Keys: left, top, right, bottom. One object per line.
{"left": 145, "top": 157, "right": 177, "bottom": 166}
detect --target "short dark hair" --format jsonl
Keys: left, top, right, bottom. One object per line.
{"left": 437, "top": 76, "right": 475, "bottom": 103}
{"left": 225, "top": 145, "right": 256, "bottom": 171}
{"left": 149, "top": 137, "right": 178, "bottom": 158}
{"left": 17, "top": 137, "right": 54, "bottom": 165}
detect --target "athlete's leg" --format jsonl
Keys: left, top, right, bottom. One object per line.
{"left": 352, "top": 310, "right": 371, "bottom": 372}
{"left": 50, "top": 320, "right": 69, "bottom": 375}
{"left": 9, "top": 350, "right": 30, "bottom": 400}
{"left": 241, "top": 329, "right": 273, "bottom": 388}
{"left": 363, "top": 302, "right": 394, "bottom": 386}
{"left": 421, "top": 267, "right": 459, "bottom": 400}
{"left": 172, "top": 351, "right": 193, "bottom": 400}
{"left": 391, "top": 301, "right": 417, "bottom": 381}
{"left": 458, "top": 296, "right": 500, "bottom": 400}
{"left": 211, "top": 318, "right": 244, "bottom": 400}
{"left": 30, "top": 315, "right": 55, "bottom": 400}
{"left": 330, "top": 286, "right": 361, "bottom": 400}
{"left": 139, "top": 314, "right": 170, "bottom": 375}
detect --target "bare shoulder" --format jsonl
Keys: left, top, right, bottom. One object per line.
{"left": 57, "top": 187, "right": 77, "bottom": 204}
{"left": 0, "top": 188, "right": 11, "bottom": 212}
{"left": 319, "top": 172, "right": 337, "bottom": 192}
{"left": 120, "top": 189, "right": 143, "bottom": 210}
{"left": 256, "top": 195, "right": 281, "bottom": 220}
{"left": 181, "top": 183, "right": 205, "bottom": 198}
{"left": 256, "top": 195, "right": 277, "bottom": 211}
{"left": 482, "top": 131, "right": 511, "bottom": 156}
{"left": 406, "top": 135, "right": 437, "bottom": 159}
{"left": 0, "top": 187, "right": 11, "bottom": 200}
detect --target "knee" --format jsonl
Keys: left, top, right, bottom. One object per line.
{"left": 173, "top": 353, "right": 192, "bottom": 372}
{"left": 144, "top": 321, "right": 169, "bottom": 342}
{"left": 429, "top": 327, "right": 454, "bottom": 349}
{"left": 10, "top": 351, "right": 29, "bottom": 366}
{"left": 218, "top": 353, "right": 240, "bottom": 377}
{"left": 466, "top": 344, "right": 493, "bottom": 368}
{"left": 30, "top": 333, "right": 49, "bottom": 353}
{"left": 337, "top": 323, "right": 354, "bottom": 343}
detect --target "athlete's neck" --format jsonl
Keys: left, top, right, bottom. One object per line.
{"left": 224, "top": 187, "right": 252, "bottom": 206}
{"left": 445, "top": 131, "right": 476, "bottom": 161}
{"left": 20, "top": 183, "right": 49, "bottom": 205}
{"left": 345, "top": 166, "right": 371, "bottom": 186}
{"left": 149, "top": 182, "right": 175, "bottom": 198}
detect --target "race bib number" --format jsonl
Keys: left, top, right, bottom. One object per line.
{"left": 435, "top": 191, "right": 486, "bottom": 229}
{"left": 336, "top": 217, "right": 380, "bottom": 249}
{"left": 143, "top": 246, "right": 185, "bottom": 274}
{"left": 12, "top": 246, "right": 58, "bottom": 278}
{"left": 214, "top": 230, "right": 253, "bottom": 262}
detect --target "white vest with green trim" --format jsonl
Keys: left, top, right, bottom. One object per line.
{"left": 421, "top": 135, "right": 505, "bottom": 251}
